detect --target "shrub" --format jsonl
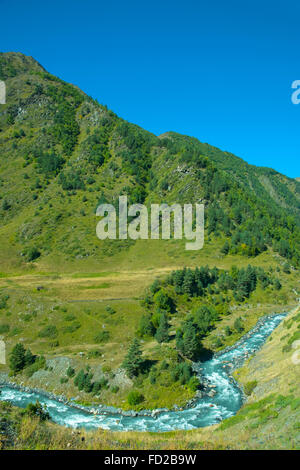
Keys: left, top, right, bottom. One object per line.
{"left": 24, "top": 247, "right": 41, "bottom": 262}
{"left": 0, "top": 324, "right": 10, "bottom": 334}
{"left": 87, "top": 350, "right": 102, "bottom": 359}
{"left": 170, "top": 362, "right": 193, "bottom": 385}
{"left": 66, "top": 366, "right": 75, "bottom": 378}
{"left": 59, "top": 169, "right": 85, "bottom": 190}
{"left": 62, "top": 321, "right": 81, "bottom": 334}
{"left": 25, "top": 401, "right": 50, "bottom": 421}
{"left": 36, "top": 152, "right": 65, "bottom": 176}
{"left": 94, "top": 330, "right": 110, "bottom": 343}
{"left": 64, "top": 314, "right": 76, "bottom": 322}
{"left": 188, "top": 376, "right": 200, "bottom": 392}
{"left": 234, "top": 317, "right": 244, "bottom": 333}
{"left": 9, "top": 343, "right": 26, "bottom": 373}
{"left": 24, "top": 356, "right": 46, "bottom": 378}
{"left": 214, "top": 337, "right": 223, "bottom": 348}
{"left": 225, "top": 326, "right": 232, "bottom": 336}
{"left": 105, "top": 306, "right": 116, "bottom": 315}
{"left": 122, "top": 338, "right": 143, "bottom": 378}
{"left": 0, "top": 297, "right": 8, "bottom": 309}
{"left": 244, "top": 380, "right": 257, "bottom": 396}
{"left": 153, "top": 290, "right": 175, "bottom": 313}
{"left": 91, "top": 382, "right": 102, "bottom": 395}
{"left": 127, "top": 390, "right": 144, "bottom": 406}
{"left": 38, "top": 325, "right": 58, "bottom": 338}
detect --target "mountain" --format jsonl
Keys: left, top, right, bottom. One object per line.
{"left": 0, "top": 52, "right": 299, "bottom": 272}
{"left": 0, "top": 53, "right": 299, "bottom": 448}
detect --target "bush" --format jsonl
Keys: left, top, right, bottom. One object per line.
{"left": 0, "top": 324, "right": 10, "bottom": 334}
{"left": 9, "top": 343, "right": 26, "bottom": 373}
{"left": 87, "top": 350, "right": 102, "bottom": 359}
{"left": 214, "top": 337, "right": 223, "bottom": 348}
{"left": 24, "top": 247, "right": 41, "bottom": 262}
{"left": 25, "top": 401, "right": 50, "bottom": 421}
{"left": 122, "top": 338, "right": 143, "bottom": 378}
{"left": 188, "top": 376, "right": 200, "bottom": 392}
{"left": 66, "top": 366, "right": 75, "bottom": 378}
{"left": 64, "top": 314, "right": 76, "bottom": 322}
{"left": 244, "top": 380, "right": 257, "bottom": 396}
{"left": 138, "top": 313, "right": 156, "bottom": 337}
{"left": 225, "top": 326, "right": 232, "bottom": 336}
{"left": 0, "top": 296, "right": 8, "bottom": 309}
{"left": 94, "top": 330, "right": 110, "bottom": 343}
{"left": 105, "top": 306, "right": 116, "bottom": 315}
{"left": 62, "top": 322, "right": 81, "bottom": 334}
{"left": 38, "top": 325, "right": 58, "bottom": 338}
{"left": 127, "top": 390, "right": 144, "bottom": 406}
{"left": 36, "top": 152, "right": 65, "bottom": 176}
{"left": 234, "top": 317, "right": 244, "bottom": 333}
{"left": 170, "top": 362, "right": 193, "bottom": 385}
{"left": 153, "top": 290, "right": 175, "bottom": 313}
{"left": 24, "top": 356, "right": 46, "bottom": 378}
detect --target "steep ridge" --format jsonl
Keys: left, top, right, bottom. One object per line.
{"left": 0, "top": 53, "right": 299, "bottom": 448}
{"left": 0, "top": 52, "right": 299, "bottom": 272}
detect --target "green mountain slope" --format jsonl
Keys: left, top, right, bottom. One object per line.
{"left": 0, "top": 53, "right": 299, "bottom": 443}
{"left": 0, "top": 51, "right": 299, "bottom": 273}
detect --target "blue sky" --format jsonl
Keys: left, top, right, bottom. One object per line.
{"left": 1, "top": 0, "right": 300, "bottom": 177}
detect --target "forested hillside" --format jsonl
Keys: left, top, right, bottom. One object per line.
{"left": 0, "top": 52, "right": 300, "bottom": 271}
{"left": 0, "top": 52, "right": 299, "bottom": 437}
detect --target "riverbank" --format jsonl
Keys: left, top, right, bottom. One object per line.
{"left": 0, "top": 305, "right": 299, "bottom": 448}
{"left": 0, "top": 311, "right": 288, "bottom": 431}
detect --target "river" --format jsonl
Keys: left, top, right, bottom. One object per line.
{"left": 0, "top": 312, "right": 286, "bottom": 432}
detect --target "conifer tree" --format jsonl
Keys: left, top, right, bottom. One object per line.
{"left": 182, "top": 322, "right": 199, "bottom": 360}
{"left": 24, "top": 348, "right": 35, "bottom": 367}
{"left": 122, "top": 338, "right": 143, "bottom": 378}
{"left": 9, "top": 343, "right": 26, "bottom": 374}
{"left": 155, "top": 312, "right": 170, "bottom": 343}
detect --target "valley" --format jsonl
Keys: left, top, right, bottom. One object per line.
{"left": 0, "top": 51, "right": 299, "bottom": 449}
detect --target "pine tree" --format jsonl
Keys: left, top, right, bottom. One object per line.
{"left": 24, "top": 348, "right": 35, "bottom": 367}
{"left": 274, "top": 279, "right": 282, "bottom": 290}
{"left": 182, "top": 269, "right": 195, "bottom": 296}
{"left": 176, "top": 320, "right": 200, "bottom": 360}
{"left": 83, "top": 373, "right": 93, "bottom": 393}
{"left": 139, "top": 313, "right": 156, "bottom": 337}
{"left": 122, "top": 338, "right": 143, "bottom": 378}
{"left": 155, "top": 313, "right": 170, "bottom": 343}
{"left": 74, "top": 369, "right": 86, "bottom": 390}
{"left": 234, "top": 317, "right": 244, "bottom": 333}
{"left": 221, "top": 240, "right": 230, "bottom": 255}
{"left": 9, "top": 343, "right": 26, "bottom": 374}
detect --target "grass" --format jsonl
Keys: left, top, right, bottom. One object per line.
{"left": 0, "top": 52, "right": 299, "bottom": 449}
{"left": 0, "top": 246, "right": 299, "bottom": 410}
{"left": 233, "top": 305, "right": 300, "bottom": 401}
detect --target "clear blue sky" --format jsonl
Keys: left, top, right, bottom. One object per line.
{"left": 1, "top": 0, "right": 300, "bottom": 177}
